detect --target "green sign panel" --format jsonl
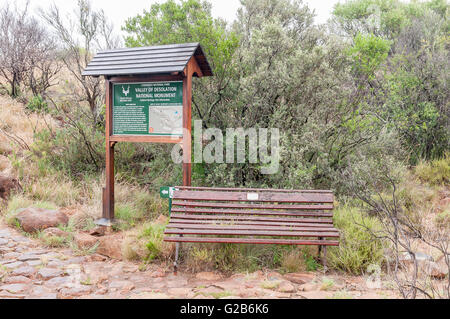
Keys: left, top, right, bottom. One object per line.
{"left": 159, "top": 186, "right": 174, "bottom": 199}
{"left": 112, "top": 81, "right": 183, "bottom": 136}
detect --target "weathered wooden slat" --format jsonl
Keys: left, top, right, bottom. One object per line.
{"left": 90, "top": 52, "right": 193, "bottom": 63}
{"left": 164, "top": 236, "right": 339, "bottom": 246}
{"left": 169, "top": 218, "right": 335, "bottom": 228}
{"left": 85, "top": 61, "right": 188, "bottom": 71}
{"left": 173, "top": 190, "right": 334, "bottom": 203}
{"left": 82, "top": 66, "right": 185, "bottom": 76}
{"left": 171, "top": 213, "right": 333, "bottom": 224}
{"left": 97, "top": 42, "right": 198, "bottom": 54}
{"left": 171, "top": 201, "right": 333, "bottom": 210}
{"left": 165, "top": 228, "right": 339, "bottom": 237}
{"left": 166, "top": 223, "right": 338, "bottom": 233}
{"left": 89, "top": 56, "right": 191, "bottom": 66}
{"left": 175, "top": 186, "right": 333, "bottom": 193}
{"left": 96, "top": 46, "right": 196, "bottom": 58}
{"left": 170, "top": 207, "right": 333, "bottom": 217}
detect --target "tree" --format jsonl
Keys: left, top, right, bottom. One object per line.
{"left": 332, "top": 0, "right": 449, "bottom": 163}
{"left": 0, "top": 2, "right": 56, "bottom": 98}
{"left": 40, "top": 0, "right": 121, "bottom": 123}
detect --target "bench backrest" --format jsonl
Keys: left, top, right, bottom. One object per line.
{"left": 170, "top": 186, "right": 334, "bottom": 222}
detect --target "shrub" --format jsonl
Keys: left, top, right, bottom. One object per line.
{"left": 327, "top": 205, "right": 386, "bottom": 274}
{"left": 435, "top": 209, "right": 450, "bottom": 229}
{"left": 26, "top": 95, "right": 48, "bottom": 113}
{"left": 414, "top": 153, "right": 450, "bottom": 186}
{"left": 141, "top": 222, "right": 174, "bottom": 261}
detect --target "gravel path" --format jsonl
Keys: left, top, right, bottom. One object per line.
{"left": 0, "top": 223, "right": 397, "bottom": 299}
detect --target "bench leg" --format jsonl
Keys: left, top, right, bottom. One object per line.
{"left": 319, "top": 237, "right": 328, "bottom": 271}
{"left": 174, "top": 242, "right": 181, "bottom": 274}
{"left": 322, "top": 245, "right": 328, "bottom": 271}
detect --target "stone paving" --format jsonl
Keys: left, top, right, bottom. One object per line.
{"left": 0, "top": 224, "right": 397, "bottom": 299}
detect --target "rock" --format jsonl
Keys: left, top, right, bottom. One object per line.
{"left": 298, "top": 283, "right": 319, "bottom": 292}
{"left": 74, "top": 233, "right": 99, "bottom": 250}
{"left": 3, "top": 276, "right": 32, "bottom": 284}
{"left": 11, "top": 266, "right": 37, "bottom": 277}
{"left": 237, "top": 288, "right": 261, "bottom": 298}
{"left": 195, "top": 272, "right": 222, "bottom": 281}
{"left": 109, "top": 280, "right": 135, "bottom": 292}
{"left": 155, "top": 214, "right": 168, "bottom": 225}
{"left": 167, "top": 288, "right": 192, "bottom": 297}
{"left": 86, "top": 254, "right": 107, "bottom": 262}
{"left": 43, "top": 227, "right": 69, "bottom": 238}
{"left": 278, "top": 281, "right": 296, "bottom": 293}
{"left": 0, "top": 283, "right": 29, "bottom": 294}
{"left": 298, "top": 291, "right": 334, "bottom": 299}
{"left": 18, "top": 253, "right": 41, "bottom": 261}
{"left": 27, "top": 285, "right": 56, "bottom": 299}
{"left": 198, "top": 285, "right": 225, "bottom": 295}
{"left": 89, "top": 227, "right": 106, "bottom": 237}
{"left": 130, "top": 292, "right": 171, "bottom": 299}
{"left": 46, "top": 276, "right": 71, "bottom": 287}
{"left": 37, "top": 268, "right": 64, "bottom": 280}
{"left": 150, "top": 269, "right": 166, "bottom": 278}
{"left": 0, "top": 238, "right": 8, "bottom": 245}
{"left": 122, "top": 264, "right": 139, "bottom": 273}
{"left": 97, "top": 234, "right": 123, "bottom": 260}
{"left": 283, "top": 273, "right": 315, "bottom": 285}
{"left": 26, "top": 260, "right": 42, "bottom": 267}
{"left": 167, "top": 277, "right": 188, "bottom": 288}
{"left": 59, "top": 286, "right": 92, "bottom": 299}
{"left": 84, "top": 271, "right": 108, "bottom": 285}
{"left": 270, "top": 291, "right": 292, "bottom": 298}
{"left": 3, "top": 252, "right": 20, "bottom": 259}
{"left": 15, "top": 207, "right": 68, "bottom": 233}
{"left": 0, "top": 173, "right": 21, "bottom": 200}
{"left": 0, "top": 291, "right": 26, "bottom": 299}
{"left": 4, "top": 261, "right": 25, "bottom": 269}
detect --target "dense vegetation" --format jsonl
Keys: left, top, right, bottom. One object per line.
{"left": 0, "top": 0, "right": 448, "bottom": 299}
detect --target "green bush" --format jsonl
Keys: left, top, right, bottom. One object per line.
{"left": 414, "top": 153, "right": 450, "bottom": 186}
{"left": 327, "top": 205, "right": 386, "bottom": 274}
{"left": 26, "top": 95, "right": 48, "bottom": 113}
{"left": 141, "top": 222, "right": 172, "bottom": 261}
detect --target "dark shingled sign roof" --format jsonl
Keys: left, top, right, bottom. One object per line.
{"left": 82, "top": 42, "right": 213, "bottom": 77}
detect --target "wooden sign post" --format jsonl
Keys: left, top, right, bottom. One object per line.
{"left": 82, "top": 43, "right": 213, "bottom": 225}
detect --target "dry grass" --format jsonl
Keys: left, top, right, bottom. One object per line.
{"left": 0, "top": 95, "right": 56, "bottom": 156}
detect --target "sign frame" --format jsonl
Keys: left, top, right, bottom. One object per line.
{"left": 112, "top": 81, "right": 184, "bottom": 138}
{"left": 101, "top": 58, "right": 203, "bottom": 223}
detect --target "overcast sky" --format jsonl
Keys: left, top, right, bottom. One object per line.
{"left": 2, "top": 0, "right": 341, "bottom": 35}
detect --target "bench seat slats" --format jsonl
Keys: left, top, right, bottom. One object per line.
{"left": 176, "top": 186, "right": 333, "bottom": 193}
{"left": 164, "top": 236, "right": 339, "bottom": 246}
{"left": 172, "top": 201, "right": 334, "bottom": 211}
{"left": 163, "top": 187, "right": 339, "bottom": 270}
{"left": 171, "top": 213, "right": 333, "bottom": 224}
{"left": 169, "top": 218, "right": 335, "bottom": 228}
{"left": 165, "top": 229, "right": 339, "bottom": 238}
{"left": 171, "top": 207, "right": 333, "bottom": 217}
{"left": 173, "top": 190, "right": 333, "bottom": 203}
{"left": 167, "top": 223, "right": 336, "bottom": 232}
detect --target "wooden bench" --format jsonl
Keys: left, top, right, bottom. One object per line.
{"left": 162, "top": 186, "right": 339, "bottom": 271}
